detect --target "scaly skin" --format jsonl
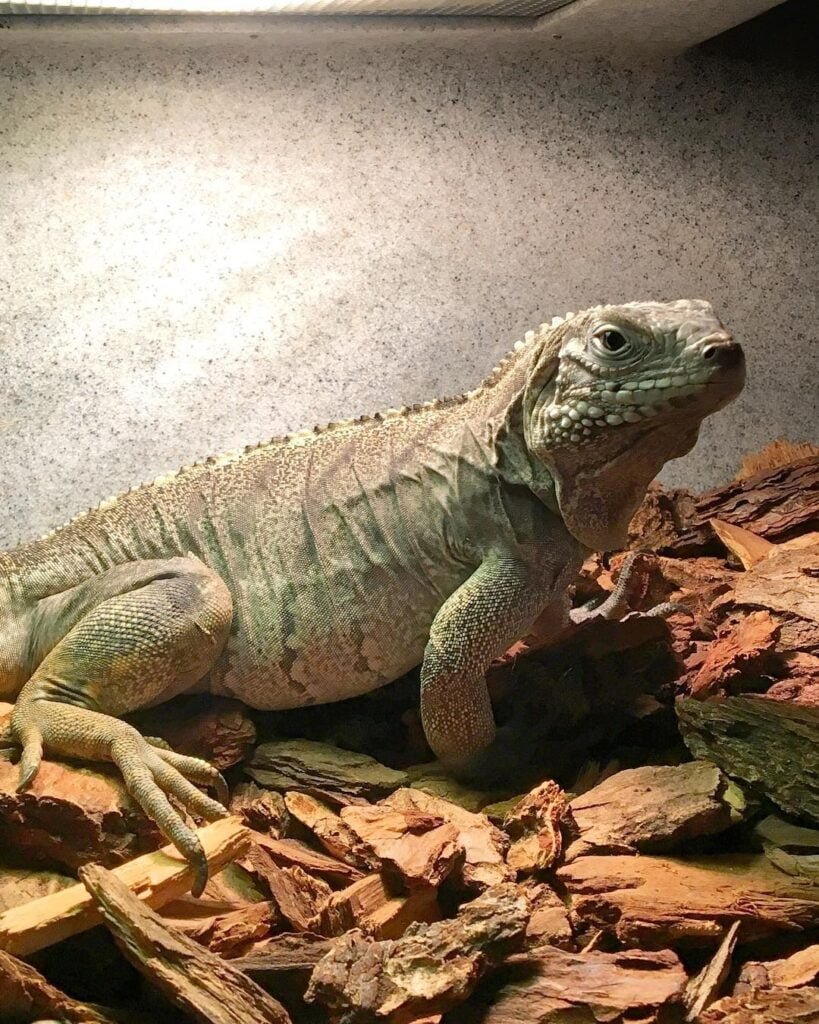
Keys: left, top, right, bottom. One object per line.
{"left": 0, "top": 300, "right": 745, "bottom": 892}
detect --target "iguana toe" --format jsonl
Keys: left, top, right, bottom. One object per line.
{"left": 9, "top": 695, "right": 225, "bottom": 894}
{"left": 571, "top": 553, "right": 694, "bottom": 626}
{"left": 642, "top": 600, "right": 693, "bottom": 619}
{"left": 146, "top": 744, "right": 230, "bottom": 807}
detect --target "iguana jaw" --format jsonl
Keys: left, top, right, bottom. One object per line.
{"left": 521, "top": 300, "right": 745, "bottom": 550}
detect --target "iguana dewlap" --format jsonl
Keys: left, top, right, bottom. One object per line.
{"left": 0, "top": 300, "right": 745, "bottom": 892}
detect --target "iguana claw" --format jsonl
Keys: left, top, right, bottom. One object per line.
{"left": 571, "top": 552, "right": 692, "bottom": 626}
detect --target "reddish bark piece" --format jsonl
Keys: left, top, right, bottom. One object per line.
{"left": 242, "top": 843, "right": 331, "bottom": 932}
{"left": 185, "top": 900, "right": 279, "bottom": 958}
{"left": 766, "top": 653, "right": 819, "bottom": 707}
{"left": 305, "top": 883, "right": 528, "bottom": 1023}
{"left": 769, "top": 655, "right": 819, "bottom": 687}
{"left": 710, "top": 518, "right": 777, "bottom": 569}
{"left": 503, "top": 780, "right": 566, "bottom": 875}
{"left": 737, "top": 440, "right": 819, "bottom": 481}
{"left": 689, "top": 611, "right": 779, "bottom": 697}
{"left": 0, "top": 947, "right": 119, "bottom": 1024}
{"left": 237, "top": 930, "right": 333, "bottom": 973}
{"left": 765, "top": 675, "right": 819, "bottom": 708}
{"left": 160, "top": 893, "right": 259, "bottom": 929}
{"left": 782, "top": 531, "right": 819, "bottom": 552}
{"left": 558, "top": 853, "right": 819, "bottom": 949}
{"left": 246, "top": 832, "right": 364, "bottom": 886}
{"left": 0, "top": 864, "right": 76, "bottom": 914}
{"left": 341, "top": 802, "right": 463, "bottom": 889}
{"left": 638, "top": 556, "right": 736, "bottom": 662}
{"left": 671, "top": 455, "right": 819, "bottom": 550}
{"left": 684, "top": 921, "right": 740, "bottom": 1020}
{"left": 776, "top": 615, "right": 819, "bottom": 656}
{"left": 521, "top": 881, "right": 573, "bottom": 950}
{"left": 235, "top": 932, "right": 335, "bottom": 1004}
{"left": 286, "top": 791, "right": 382, "bottom": 871}
{"left": 449, "top": 946, "right": 687, "bottom": 1024}
{"left": 230, "top": 782, "right": 289, "bottom": 836}
{"left": 655, "top": 554, "right": 738, "bottom": 597}
{"left": 564, "top": 762, "right": 745, "bottom": 862}
{"left": 627, "top": 481, "right": 698, "bottom": 552}
{"left": 0, "top": 756, "right": 162, "bottom": 873}
{"left": 737, "top": 944, "right": 819, "bottom": 991}
{"left": 132, "top": 694, "right": 256, "bottom": 771}
{"left": 80, "top": 863, "right": 292, "bottom": 1024}
{"left": 201, "top": 862, "right": 267, "bottom": 905}
{"left": 317, "top": 872, "right": 441, "bottom": 940}
{"left": 699, "top": 985, "right": 819, "bottom": 1023}
{"left": 382, "top": 788, "right": 513, "bottom": 892}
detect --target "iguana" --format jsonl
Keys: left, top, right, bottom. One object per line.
{"left": 0, "top": 300, "right": 744, "bottom": 892}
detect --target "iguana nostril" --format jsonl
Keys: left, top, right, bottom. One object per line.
{"left": 703, "top": 341, "right": 744, "bottom": 368}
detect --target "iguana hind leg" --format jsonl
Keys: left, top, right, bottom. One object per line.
{"left": 8, "top": 555, "right": 233, "bottom": 895}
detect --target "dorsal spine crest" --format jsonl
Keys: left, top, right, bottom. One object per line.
{"left": 75, "top": 315, "right": 561, "bottom": 522}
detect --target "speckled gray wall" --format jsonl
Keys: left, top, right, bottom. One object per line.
{"left": 1, "top": 15, "right": 817, "bottom": 548}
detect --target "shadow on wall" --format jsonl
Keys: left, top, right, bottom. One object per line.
{"left": 696, "top": 0, "right": 819, "bottom": 68}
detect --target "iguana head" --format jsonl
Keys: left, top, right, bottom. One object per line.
{"left": 522, "top": 299, "right": 745, "bottom": 550}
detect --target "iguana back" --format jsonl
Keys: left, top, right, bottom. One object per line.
{"left": 1, "top": 352, "right": 548, "bottom": 709}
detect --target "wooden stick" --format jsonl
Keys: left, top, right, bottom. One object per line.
{"left": 0, "top": 815, "right": 250, "bottom": 958}
{"left": 80, "top": 862, "right": 291, "bottom": 1024}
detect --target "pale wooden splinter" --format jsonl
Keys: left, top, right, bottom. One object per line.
{"left": 0, "top": 815, "right": 249, "bottom": 957}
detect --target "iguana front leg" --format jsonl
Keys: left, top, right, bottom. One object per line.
{"left": 6, "top": 556, "right": 233, "bottom": 894}
{"left": 420, "top": 553, "right": 560, "bottom": 774}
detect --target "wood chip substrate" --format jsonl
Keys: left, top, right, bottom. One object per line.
{"left": 1, "top": 440, "right": 817, "bottom": 1023}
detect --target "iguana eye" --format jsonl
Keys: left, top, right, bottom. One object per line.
{"left": 595, "top": 328, "right": 628, "bottom": 353}
{"left": 590, "top": 325, "right": 635, "bottom": 361}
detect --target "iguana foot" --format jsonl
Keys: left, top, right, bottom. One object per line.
{"left": 9, "top": 698, "right": 226, "bottom": 896}
{"left": 570, "top": 551, "right": 692, "bottom": 626}
{"left": 7, "top": 555, "right": 234, "bottom": 896}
